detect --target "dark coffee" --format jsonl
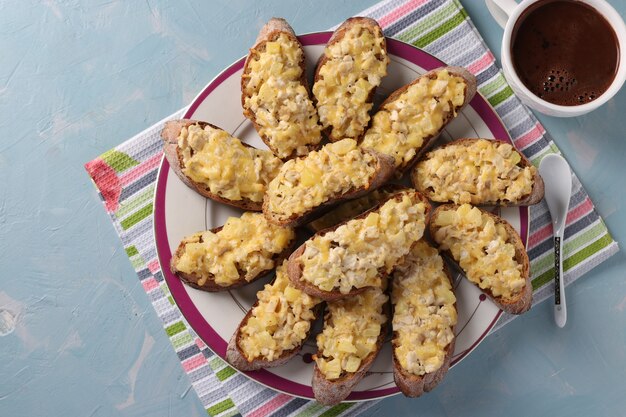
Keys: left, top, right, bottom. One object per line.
{"left": 511, "top": 0, "right": 619, "bottom": 106}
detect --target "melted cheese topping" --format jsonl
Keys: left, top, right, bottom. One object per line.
{"left": 361, "top": 69, "right": 467, "bottom": 170}
{"left": 313, "top": 23, "right": 389, "bottom": 140}
{"left": 178, "top": 123, "right": 282, "bottom": 202}
{"left": 414, "top": 139, "right": 536, "bottom": 204}
{"left": 308, "top": 186, "right": 402, "bottom": 232}
{"left": 239, "top": 261, "right": 320, "bottom": 362}
{"left": 265, "top": 139, "right": 378, "bottom": 222}
{"left": 432, "top": 204, "right": 526, "bottom": 300}
{"left": 392, "top": 241, "right": 457, "bottom": 376}
{"left": 243, "top": 33, "right": 322, "bottom": 159}
{"left": 174, "top": 213, "right": 295, "bottom": 286}
{"left": 315, "top": 287, "right": 388, "bottom": 380}
{"left": 299, "top": 191, "right": 427, "bottom": 294}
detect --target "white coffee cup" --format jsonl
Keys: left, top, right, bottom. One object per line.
{"left": 486, "top": 0, "right": 626, "bottom": 117}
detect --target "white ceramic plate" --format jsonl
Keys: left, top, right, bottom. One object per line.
{"left": 154, "top": 33, "right": 529, "bottom": 401}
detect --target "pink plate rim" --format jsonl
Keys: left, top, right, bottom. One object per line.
{"left": 154, "top": 31, "right": 528, "bottom": 401}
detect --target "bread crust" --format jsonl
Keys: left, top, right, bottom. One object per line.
{"left": 262, "top": 149, "right": 396, "bottom": 228}
{"left": 241, "top": 18, "right": 320, "bottom": 160}
{"left": 391, "top": 259, "right": 457, "bottom": 397}
{"left": 429, "top": 204, "right": 532, "bottom": 314}
{"left": 226, "top": 300, "right": 321, "bottom": 371}
{"left": 367, "top": 66, "right": 477, "bottom": 175}
{"left": 170, "top": 226, "right": 295, "bottom": 292}
{"left": 161, "top": 119, "right": 265, "bottom": 211}
{"left": 287, "top": 191, "right": 432, "bottom": 301}
{"left": 311, "top": 298, "right": 389, "bottom": 406}
{"left": 313, "top": 17, "right": 387, "bottom": 143}
{"left": 411, "top": 138, "right": 545, "bottom": 206}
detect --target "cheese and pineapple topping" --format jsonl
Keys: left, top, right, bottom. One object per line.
{"left": 178, "top": 123, "right": 282, "bottom": 203}
{"left": 360, "top": 69, "right": 467, "bottom": 170}
{"left": 174, "top": 213, "right": 295, "bottom": 286}
{"left": 392, "top": 241, "right": 457, "bottom": 376}
{"left": 299, "top": 191, "right": 427, "bottom": 294}
{"left": 243, "top": 33, "right": 322, "bottom": 159}
{"left": 432, "top": 204, "right": 526, "bottom": 300}
{"left": 313, "top": 23, "right": 389, "bottom": 140}
{"left": 307, "top": 186, "right": 402, "bottom": 232}
{"left": 414, "top": 139, "right": 536, "bottom": 204}
{"left": 239, "top": 261, "right": 320, "bottom": 362}
{"left": 315, "top": 287, "right": 388, "bottom": 380}
{"left": 265, "top": 139, "right": 379, "bottom": 221}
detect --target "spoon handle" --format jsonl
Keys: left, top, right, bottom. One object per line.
{"left": 554, "top": 234, "right": 567, "bottom": 327}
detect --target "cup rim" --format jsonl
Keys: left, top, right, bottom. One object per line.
{"left": 501, "top": 0, "right": 626, "bottom": 114}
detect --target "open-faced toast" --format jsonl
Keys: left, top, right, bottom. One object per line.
{"left": 241, "top": 18, "right": 322, "bottom": 159}
{"left": 391, "top": 240, "right": 458, "bottom": 397}
{"left": 226, "top": 261, "right": 321, "bottom": 371}
{"left": 263, "top": 139, "right": 395, "bottom": 227}
{"left": 170, "top": 212, "right": 295, "bottom": 292}
{"left": 429, "top": 204, "right": 532, "bottom": 314}
{"left": 412, "top": 138, "right": 544, "bottom": 206}
{"left": 312, "top": 17, "right": 389, "bottom": 142}
{"left": 312, "top": 286, "right": 389, "bottom": 405}
{"left": 360, "top": 66, "right": 477, "bottom": 174}
{"left": 161, "top": 119, "right": 282, "bottom": 211}
{"left": 287, "top": 189, "right": 431, "bottom": 301}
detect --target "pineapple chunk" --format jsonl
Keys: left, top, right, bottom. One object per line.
{"left": 301, "top": 165, "right": 322, "bottom": 187}
{"left": 284, "top": 286, "right": 302, "bottom": 303}
{"left": 434, "top": 210, "right": 456, "bottom": 226}
{"left": 331, "top": 138, "right": 356, "bottom": 155}
{"left": 466, "top": 206, "right": 482, "bottom": 226}
{"left": 265, "top": 41, "right": 280, "bottom": 54}
{"left": 344, "top": 355, "right": 362, "bottom": 373}
{"left": 365, "top": 212, "right": 380, "bottom": 227}
{"left": 510, "top": 151, "right": 522, "bottom": 165}
{"left": 363, "top": 324, "right": 380, "bottom": 338}
{"left": 337, "top": 339, "right": 357, "bottom": 353}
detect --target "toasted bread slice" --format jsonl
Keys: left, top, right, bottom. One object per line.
{"left": 391, "top": 240, "right": 457, "bottom": 397}
{"left": 161, "top": 119, "right": 282, "bottom": 211}
{"left": 412, "top": 138, "right": 544, "bottom": 206}
{"left": 312, "top": 286, "right": 389, "bottom": 405}
{"left": 306, "top": 183, "right": 407, "bottom": 233}
{"left": 241, "top": 18, "right": 322, "bottom": 159}
{"left": 429, "top": 204, "right": 532, "bottom": 314}
{"left": 360, "top": 66, "right": 477, "bottom": 174}
{"left": 287, "top": 190, "right": 431, "bottom": 301}
{"left": 263, "top": 139, "right": 395, "bottom": 228}
{"left": 170, "top": 213, "right": 295, "bottom": 292}
{"left": 312, "top": 17, "right": 389, "bottom": 142}
{"left": 226, "top": 261, "right": 321, "bottom": 371}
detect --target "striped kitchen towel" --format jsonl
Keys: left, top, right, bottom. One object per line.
{"left": 85, "top": 0, "right": 619, "bottom": 416}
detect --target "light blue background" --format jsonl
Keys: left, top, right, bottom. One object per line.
{"left": 1, "top": 1, "right": 624, "bottom": 416}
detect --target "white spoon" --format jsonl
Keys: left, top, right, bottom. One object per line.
{"left": 539, "top": 154, "right": 572, "bottom": 328}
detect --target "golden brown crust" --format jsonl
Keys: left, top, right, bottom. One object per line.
{"left": 226, "top": 301, "right": 322, "bottom": 371}
{"left": 170, "top": 226, "right": 295, "bottom": 292}
{"left": 311, "top": 300, "right": 389, "bottom": 406}
{"left": 262, "top": 149, "right": 396, "bottom": 228}
{"left": 411, "top": 138, "right": 545, "bottom": 206}
{"left": 241, "top": 18, "right": 319, "bottom": 160}
{"left": 370, "top": 66, "right": 477, "bottom": 175}
{"left": 287, "top": 191, "right": 432, "bottom": 301}
{"left": 391, "top": 260, "right": 457, "bottom": 397}
{"left": 429, "top": 204, "right": 532, "bottom": 314}
{"left": 313, "top": 17, "right": 387, "bottom": 143}
{"left": 160, "top": 119, "right": 264, "bottom": 211}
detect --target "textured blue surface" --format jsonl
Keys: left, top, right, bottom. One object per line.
{"left": 0, "top": 1, "right": 625, "bottom": 416}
